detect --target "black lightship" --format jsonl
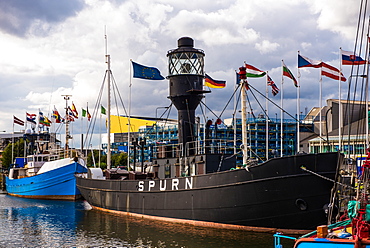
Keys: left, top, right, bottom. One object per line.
{"left": 76, "top": 37, "right": 343, "bottom": 233}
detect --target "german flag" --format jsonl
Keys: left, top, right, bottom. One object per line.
{"left": 204, "top": 74, "right": 226, "bottom": 88}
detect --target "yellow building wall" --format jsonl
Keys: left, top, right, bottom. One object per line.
{"left": 110, "top": 115, "right": 156, "bottom": 133}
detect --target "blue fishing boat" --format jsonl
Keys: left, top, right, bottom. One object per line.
{"left": 5, "top": 96, "right": 88, "bottom": 200}
{"left": 6, "top": 155, "right": 87, "bottom": 200}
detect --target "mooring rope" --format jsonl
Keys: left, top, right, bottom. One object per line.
{"left": 300, "top": 166, "right": 355, "bottom": 189}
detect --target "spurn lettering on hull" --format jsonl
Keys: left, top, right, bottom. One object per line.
{"left": 137, "top": 177, "right": 193, "bottom": 191}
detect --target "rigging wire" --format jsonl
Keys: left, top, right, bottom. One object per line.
{"left": 342, "top": 0, "right": 368, "bottom": 154}
{"left": 248, "top": 85, "right": 272, "bottom": 121}
{"left": 83, "top": 70, "right": 107, "bottom": 151}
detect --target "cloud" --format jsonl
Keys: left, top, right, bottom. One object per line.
{"left": 0, "top": 0, "right": 86, "bottom": 37}
{"left": 255, "top": 40, "right": 280, "bottom": 54}
{"left": 306, "top": 0, "right": 367, "bottom": 40}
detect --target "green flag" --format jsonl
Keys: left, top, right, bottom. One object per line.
{"left": 101, "top": 105, "right": 106, "bottom": 115}
{"left": 82, "top": 108, "right": 86, "bottom": 117}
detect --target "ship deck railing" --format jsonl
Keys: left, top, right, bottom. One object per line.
{"left": 26, "top": 148, "right": 69, "bottom": 163}
{"left": 153, "top": 139, "right": 234, "bottom": 159}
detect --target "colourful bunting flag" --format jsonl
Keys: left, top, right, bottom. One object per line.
{"left": 101, "top": 105, "right": 106, "bottom": 115}
{"left": 39, "top": 112, "right": 51, "bottom": 126}
{"left": 26, "top": 112, "right": 36, "bottom": 124}
{"left": 71, "top": 102, "right": 78, "bottom": 118}
{"left": 52, "top": 108, "right": 63, "bottom": 123}
{"left": 87, "top": 107, "right": 91, "bottom": 121}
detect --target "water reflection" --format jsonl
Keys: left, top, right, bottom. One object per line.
{"left": 0, "top": 194, "right": 296, "bottom": 247}
{"left": 76, "top": 205, "right": 286, "bottom": 247}
{"left": 0, "top": 194, "right": 85, "bottom": 247}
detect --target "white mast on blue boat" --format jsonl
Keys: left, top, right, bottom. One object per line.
{"left": 62, "top": 94, "right": 72, "bottom": 158}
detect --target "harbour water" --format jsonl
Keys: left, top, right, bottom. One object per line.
{"left": 0, "top": 193, "right": 296, "bottom": 247}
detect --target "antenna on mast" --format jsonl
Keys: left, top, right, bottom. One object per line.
{"left": 104, "top": 25, "right": 108, "bottom": 56}
{"left": 104, "top": 26, "right": 112, "bottom": 169}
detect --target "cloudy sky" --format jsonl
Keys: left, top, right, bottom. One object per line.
{"left": 0, "top": 0, "right": 368, "bottom": 148}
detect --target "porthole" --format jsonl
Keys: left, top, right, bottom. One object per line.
{"left": 295, "top": 199, "right": 307, "bottom": 211}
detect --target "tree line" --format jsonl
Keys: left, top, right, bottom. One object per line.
{"left": 1, "top": 139, "right": 128, "bottom": 170}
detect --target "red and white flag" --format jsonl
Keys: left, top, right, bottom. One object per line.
{"left": 14, "top": 116, "right": 24, "bottom": 126}
{"left": 321, "top": 62, "right": 346, "bottom": 82}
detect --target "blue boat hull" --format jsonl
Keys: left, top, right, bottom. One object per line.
{"left": 5, "top": 162, "right": 87, "bottom": 200}
{"left": 294, "top": 238, "right": 370, "bottom": 247}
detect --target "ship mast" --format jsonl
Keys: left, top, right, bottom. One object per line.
{"left": 238, "top": 67, "right": 249, "bottom": 166}
{"left": 62, "top": 94, "right": 72, "bottom": 158}
{"left": 104, "top": 29, "right": 112, "bottom": 169}
{"left": 106, "top": 54, "right": 111, "bottom": 169}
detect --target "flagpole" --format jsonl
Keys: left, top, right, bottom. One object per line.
{"left": 339, "top": 48, "right": 343, "bottom": 151}
{"left": 128, "top": 59, "right": 132, "bottom": 170}
{"left": 265, "top": 72, "right": 269, "bottom": 160}
{"left": 366, "top": 61, "right": 369, "bottom": 150}
{"left": 81, "top": 106, "right": 83, "bottom": 155}
{"left": 62, "top": 95, "right": 71, "bottom": 158}
{"left": 85, "top": 103, "right": 87, "bottom": 157}
{"left": 234, "top": 72, "right": 237, "bottom": 155}
{"left": 12, "top": 117, "right": 14, "bottom": 165}
{"left": 38, "top": 108, "right": 40, "bottom": 133}
{"left": 319, "top": 67, "right": 323, "bottom": 153}
{"left": 280, "top": 61, "right": 284, "bottom": 157}
{"left": 106, "top": 55, "right": 111, "bottom": 169}
{"left": 70, "top": 112, "right": 74, "bottom": 151}
{"left": 99, "top": 107, "right": 102, "bottom": 168}
{"left": 297, "top": 66, "right": 300, "bottom": 154}
{"left": 24, "top": 113, "right": 26, "bottom": 158}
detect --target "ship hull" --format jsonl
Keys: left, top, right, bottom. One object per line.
{"left": 6, "top": 162, "right": 88, "bottom": 200}
{"left": 77, "top": 152, "right": 342, "bottom": 230}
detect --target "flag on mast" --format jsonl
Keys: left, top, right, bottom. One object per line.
{"left": 68, "top": 106, "right": 78, "bottom": 119}
{"left": 39, "top": 111, "right": 51, "bottom": 126}
{"left": 52, "top": 108, "right": 62, "bottom": 123}
{"left": 204, "top": 74, "right": 226, "bottom": 88}
{"left": 132, "top": 61, "right": 165, "bottom": 80}
{"left": 321, "top": 62, "right": 346, "bottom": 81}
{"left": 282, "top": 61, "right": 298, "bottom": 87}
{"left": 71, "top": 102, "right": 79, "bottom": 118}
{"left": 267, "top": 75, "right": 279, "bottom": 96}
{"left": 101, "top": 105, "right": 106, "bottom": 115}
{"left": 87, "top": 107, "right": 91, "bottom": 121}
{"left": 26, "top": 112, "right": 36, "bottom": 124}
{"left": 244, "top": 63, "right": 266, "bottom": 78}
{"left": 82, "top": 108, "right": 86, "bottom": 117}
{"left": 298, "top": 54, "right": 321, "bottom": 68}
{"left": 14, "top": 116, "right": 24, "bottom": 126}
{"left": 341, "top": 49, "right": 367, "bottom": 65}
